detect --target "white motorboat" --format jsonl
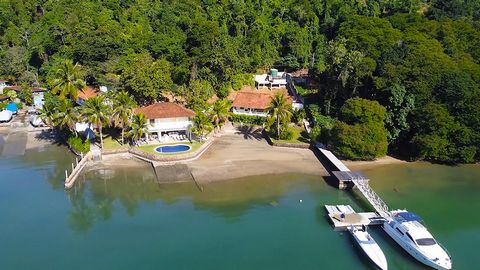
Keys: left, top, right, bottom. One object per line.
{"left": 0, "top": 109, "right": 13, "bottom": 122}
{"left": 383, "top": 210, "right": 452, "bottom": 270}
{"left": 348, "top": 225, "right": 388, "bottom": 270}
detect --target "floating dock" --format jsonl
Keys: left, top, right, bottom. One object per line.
{"left": 325, "top": 205, "right": 385, "bottom": 230}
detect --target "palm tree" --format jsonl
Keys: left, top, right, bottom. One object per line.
{"left": 127, "top": 113, "right": 148, "bottom": 145}
{"left": 112, "top": 91, "right": 136, "bottom": 144}
{"left": 81, "top": 96, "right": 109, "bottom": 148}
{"left": 55, "top": 100, "right": 79, "bottom": 135}
{"left": 38, "top": 102, "right": 57, "bottom": 129}
{"left": 191, "top": 112, "right": 213, "bottom": 141}
{"left": 210, "top": 99, "right": 231, "bottom": 132}
{"left": 267, "top": 92, "right": 292, "bottom": 139}
{"left": 50, "top": 59, "right": 86, "bottom": 101}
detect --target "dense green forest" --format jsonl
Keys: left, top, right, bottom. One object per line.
{"left": 1, "top": 0, "right": 479, "bottom": 163}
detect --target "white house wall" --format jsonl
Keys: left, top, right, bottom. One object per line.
{"left": 148, "top": 117, "right": 192, "bottom": 132}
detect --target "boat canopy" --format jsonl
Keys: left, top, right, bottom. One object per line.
{"left": 396, "top": 212, "right": 423, "bottom": 223}
{"left": 6, "top": 102, "right": 17, "bottom": 112}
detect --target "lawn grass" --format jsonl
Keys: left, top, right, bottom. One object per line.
{"left": 102, "top": 135, "right": 129, "bottom": 151}
{"left": 271, "top": 125, "right": 310, "bottom": 144}
{"left": 137, "top": 141, "right": 204, "bottom": 155}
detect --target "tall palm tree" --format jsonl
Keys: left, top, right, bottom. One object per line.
{"left": 210, "top": 99, "right": 231, "bottom": 132}
{"left": 267, "top": 92, "right": 292, "bottom": 139}
{"left": 127, "top": 113, "right": 148, "bottom": 145}
{"left": 38, "top": 102, "right": 57, "bottom": 129}
{"left": 81, "top": 96, "right": 109, "bottom": 148}
{"left": 191, "top": 112, "right": 213, "bottom": 141}
{"left": 112, "top": 91, "right": 136, "bottom": 144}
{"left": 55, "top": 100, "right": 79, "bottom": 135}
{"left": 50, "top": 59, "right": 86, "bottom": 101}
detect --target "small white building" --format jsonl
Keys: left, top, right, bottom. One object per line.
{"left": 135, "top": 102, "right": 195, "bottom": 140}
{"left": 3, "top": 85, "right": 47, "bottom": 109}
{"left": 255, "top": 69, "right": 287, "bottom": 89}
{"left": 0, "top": 80, "right": 9, "bottom": 94}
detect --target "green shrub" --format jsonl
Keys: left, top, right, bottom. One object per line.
{"left": 19, "top": 85, "right": 33, "bottom": 105}
{"left": 279, "top": 125, "right": 295, "bottom": 140}
{"left": 0, "top": 101, "right": 6, "bottom": 110}
{"left": 231, "top": 114, "right": 266, "bottom": 125}
{"left": 306, "top": 104, "right": 335, "bottom": 143}
{"left": 230, "top": 73, "right": 254, "bottom": 90}
{"left": 216, "top": 83, "right": 230, "bottom": 98}
{"left": 292, "top": 108, "right": 306, "bottom": 124}
{"left": 68, "top": 136, "right": 91, "bottom": 154}
{"left": 15, "top": 102, "right": 23, "bottom": 110}
{"left": 309, "top": 125, "right": 321, "bottom": 141}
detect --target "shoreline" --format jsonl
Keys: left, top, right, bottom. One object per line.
{"left": 97, "top": 134, "right": 328, "bottom": 184}
{"left": 342, "top": 156, "right": 408, "bottom": 171}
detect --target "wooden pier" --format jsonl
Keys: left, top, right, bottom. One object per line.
{"left": 64, "top": 151, "right": 93, "bottom": 189}
{"left": 317, "top": 144, "right": 392, "bottom": 220}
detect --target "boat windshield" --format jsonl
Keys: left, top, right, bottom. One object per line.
{"left": 416, "top": 238, "right": 437, "bottom": 246}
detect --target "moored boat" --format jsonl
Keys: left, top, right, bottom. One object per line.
{"left": 383, "top": 210, "right": 452, "bottom": 270}
{"left": 348, "top": 225, "right": 388, "bottom": 270}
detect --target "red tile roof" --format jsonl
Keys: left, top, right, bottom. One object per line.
{"left": 232, "top": 92, "right": 273, "bottom": 110}
{"left": 77, "top": 87, "right": 98, "bottom": 100}
{"left": 135, "top": 102, "right": 195, "bottom": 119}
{"left": 4, "top": 85, "right": 47, "bottom": 92}
{"left": 0, "top": 95, "right": 8, "bottom": 101}
{"left": 232, "top": 91, "right": 292, "bottom": 110}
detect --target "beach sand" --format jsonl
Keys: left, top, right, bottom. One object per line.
{"left": 99, "top": 133, "right": 328, "bottom": 184}
{"left": 342, "top": 155, "right": 408, "bottom": 171}
{"left": 187, "top": 134, "right": 328, "bottom": 183}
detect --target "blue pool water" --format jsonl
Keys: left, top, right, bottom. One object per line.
{"left": 155, "top": 144, "right": 191, "bottom": 153}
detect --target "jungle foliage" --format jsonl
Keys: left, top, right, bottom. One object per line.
{"left": 0, "top": 0, "right": 479, "bottom": 162}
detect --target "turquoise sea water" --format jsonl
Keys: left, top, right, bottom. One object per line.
{"left": 0, "top": 145, "right": 478, "bottom": 269}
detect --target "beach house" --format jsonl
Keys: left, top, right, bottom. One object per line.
{"left": 135, "top": 102, "right": 195, "bottom": 141}
{"left": 232, "top": 92, "right": 273, "bottom": 117}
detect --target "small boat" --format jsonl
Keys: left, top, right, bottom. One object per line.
{"left": 348, "top": 225, "right": 388, "bottom": 270}
{"left": 383, "top": 210, "right": 452, "bottom": 270}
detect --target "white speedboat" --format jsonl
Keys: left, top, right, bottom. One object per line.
{"left": 348, "top": 225, "right": 388, "bottom": 270}
{"left": 383, "top": 210, "right": 452, "bottom": 269}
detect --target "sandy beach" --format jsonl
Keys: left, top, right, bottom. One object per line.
{"left": 100, "top": 132, "right": 329, "bottom": 184}
{"left": 2, "top": 123, "right": 407, "bottom": 183}
{"left": 342, "top": 155, "right": 408, "bottom": 170}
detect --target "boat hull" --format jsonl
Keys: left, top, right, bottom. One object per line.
{"left": 349, "top": 228, "right": 388, "bottom": 270}
{"left": 382, "top": 223, "right": 449, "bottom": 270}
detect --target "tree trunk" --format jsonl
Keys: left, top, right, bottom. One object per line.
{"left": 276, "top": 114, "right": 280, "bottom": 139}
{"left": 121, "top": 128, "right": 124, "bottom": 145}
{"left": 99, "top": 125, "right": 103, "bottom": 148}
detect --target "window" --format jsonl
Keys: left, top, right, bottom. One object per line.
{"left": 396, "top": 228, "right": 404, "bottom": 235}
{"left": 416, "top": 238, "right": 437, "bottom": 246}
{"left": 150, "top": 119, "right": 155, "bottom": 125}
{"left": 405, "top": 232, "right": 416, "bottom": 244}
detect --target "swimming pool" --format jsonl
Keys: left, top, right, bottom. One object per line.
{"left": 154, "top": 144, "right": 191, "bottom": 153}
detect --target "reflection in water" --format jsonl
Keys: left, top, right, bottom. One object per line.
{"left": 2, "top": 145, "right": 480, "bottom": 270}
{"left": 68, "top": 165, "right": 324, "bottom": 231}
{"left": 22, "top": 145, "right": 76, "bottom": 189}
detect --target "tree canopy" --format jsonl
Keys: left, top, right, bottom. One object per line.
{"left": 1, "top": 0, "right": 479, "bottom": 163}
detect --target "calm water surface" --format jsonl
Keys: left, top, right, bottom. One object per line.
{"left": 0, "top": 145, "right": 478, "bottom": 270}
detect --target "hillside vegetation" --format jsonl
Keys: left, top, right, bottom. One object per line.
{"left": 0, "top": 0, "right": 479, "bottom": 163}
